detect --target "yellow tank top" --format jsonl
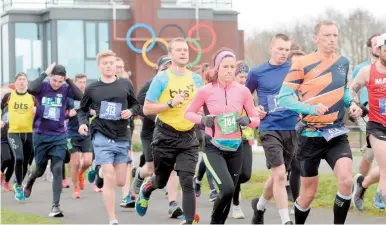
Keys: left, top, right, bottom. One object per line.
{"left": 8, "top": 91, "right": 35, "bottom": 133}
{"left": 158, "top": 69, "right": 197, "bottom": 131}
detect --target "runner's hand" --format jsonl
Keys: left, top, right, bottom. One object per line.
{"left": 78, "top": 124, "right": 88, "bottom": 136}
{"left": 236, "top": 116, "right": 251, "bottom": 127}
{"left": 45, "top": 62, "right": 56, "bottom": 75}
{"left": 256, "top": 105, "right": 267, "bottom": 119}
{"left": 349, "top": 102, "right": 363, "bottom": 118}
{"left": 201, "top": 115, "right": 215, "bottom": 128}
{"left": 90, "top": 109, "right": 96, "bottom": 116}
{"left": 0, "top": 121, "right": 4, "bottom": 128}
{"left": 315, "top": 103, "right": 329, "bottom": 116}
{"left": 171, "top": 93, "right": 185, "bottom": 107}
{"left": 121, "top": 109, "right": 132, "bottom": 119}
{"left": 69, "top": 109, "right": 77, "bottom": 117}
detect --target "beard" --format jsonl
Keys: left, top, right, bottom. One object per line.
{"left": 371, "top": 51, "right": 379, "bottom": 59}
{"left": 380, "top": 57, "right": 386, "bottom": 67}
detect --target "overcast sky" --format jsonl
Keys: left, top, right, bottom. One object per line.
{"left": 232, "top": 0, "right": 386, "bottom": 36}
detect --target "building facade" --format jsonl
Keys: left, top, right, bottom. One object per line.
{"left": 1, "top": 0, "right": 244, "bottom": 89}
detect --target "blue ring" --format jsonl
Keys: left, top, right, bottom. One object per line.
{"left": 126, "top": 23, "right": 156, "bottom": 54}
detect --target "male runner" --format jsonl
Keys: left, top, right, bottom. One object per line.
{"left": 24, "top": 63, "right": 83, "bottom": 217}
{"left": 66, "top": 73, "right": 93, "bottom": 199}
{"left": 78, "top": 50, "right": 140, "bottom": 225}
{"left": 350, "top": 33, "right": 386, "bottom": 211}
{"left": 278, "top": 21, "right": 363, "bottom": 224}
{"left": 135, "top": 37, "right": 202, "bottom": 225}
{"left": 247, "top": 34, "right": 298, "bottom": 225}
{"left": 132, "top": 55, "right": 183, "bottom": 218}
{"left": 350, "top": 33, "right": 385, "bottom": 209}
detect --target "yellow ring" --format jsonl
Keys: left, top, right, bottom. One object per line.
{"left": 142, "top": 38, "right": 169, "bottom": 68}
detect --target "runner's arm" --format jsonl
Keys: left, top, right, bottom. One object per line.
{"left": 127, "top": 79, "right": 140, "bottom": 116}
{"left": 242, "top": 88, "right": 260, "bottom": 128}
{"left": 245, "top": 69, "right": 258, "bottom": 94}
{"left": 278, "top": 60, "right": 318, "bottom": 115}
{"left": 77, "top": 87, "right": 93, "bottom": 127}
{"left": 27, "top": 72, "right": 47, "bottom": 95}
{"left": 350, "top": 65, "right": 370, "bottom": 105}
{"left": 66, "top": 78, "right": 83, "bottom": 101}
{"left": 0, "top": 93, "right": 11, "bottom": 110}
{"left": 184, "top": 89, "right": 206, "bottom": 124}
{"left": 137, "top": 80, "right": 156, "bottom": 121}
{"left": 143, "top": 74, "right": 169, "bottom": 115}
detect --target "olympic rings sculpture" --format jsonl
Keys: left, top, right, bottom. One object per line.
{"left": 126, "top": 23, "right": 216, "bottom": 68}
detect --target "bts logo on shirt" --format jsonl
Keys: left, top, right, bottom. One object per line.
{"left": 169, "top": 84, "right": 195, "bottom": 99}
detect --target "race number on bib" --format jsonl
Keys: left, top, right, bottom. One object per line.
{"left": 379, "top": 98, "right": 386, "bottom": 115}
{"left": 99, "top": 101, "right": 122, "bottom": 120}
{"left": 73, "top": 100, "right": 80, "bottom": 110}
{"left": 320, "top": 125, "right": 350, "bottom": 142}
{"left": 267, "top": 94, "right": 286, "bottom": 113}
{"left": 217, "top": 112, "right": 238, "bottom": 135}
{"left": 43, "top": 107, "right": 60, "bottom": 121}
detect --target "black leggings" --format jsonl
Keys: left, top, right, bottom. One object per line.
{"left": 7, "top": 133, "right": 33, "bottom": 186}
{"left": 1, "top": 143, "right": 15, "bottom": 182}
{"left": 289, "top": 154, "right": 300, "bottom": 201}
{"left": 26, "top": 156, "right": 64, "bottom": 206}
{"left": 204, "top": 140, "right": 243, "bottom": 224}
{"left": 139, "top": 153, "right": 145, "bottom": 167}
{"left": 233, "top": 140, "right": 252, "bottom": 206}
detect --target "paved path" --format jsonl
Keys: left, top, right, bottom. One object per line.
{"left": 2, "top": 178, "right": 385, "bottom": 224}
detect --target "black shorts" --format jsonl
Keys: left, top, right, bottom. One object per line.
{"left": 297, "top": 134, "right": 352, "bottom": 177}
{"left": 366, "top": 121, "right": 386, "bottom": 148}
{"left": 33, "top": 134, "right": 67, "bottom": 166}
{"left": 259, "top": 130, "right": 297, "bottom": 170}
{"left": 67, "top": 136, "right": 93, "bottom": 153}
{"left": 152, "top": 121, "right": 199, "bottom": 176}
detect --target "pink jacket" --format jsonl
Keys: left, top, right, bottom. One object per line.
{"left": 185, "top": 82, "right": 260, "bottom": 139}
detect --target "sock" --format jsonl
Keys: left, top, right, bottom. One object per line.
{"left": 169, "top": 201, "right": 176, "bottom": 206}
{"left": 333, "top": 192, "right": 351, "bottom": 224}
{"left": 294, "top": 201, "right": 310, "bottom": 224}
{"left": 256, "top": 195, "right": 269, "bottom": 211}
{"left": 98, "top": 167, "right": 103, "bottom": 178}
{"left": 137, "top": 170, "right": 144, "bottom": 180}
{"left": 278, "top": 208, "right": 291, "bottom": 224}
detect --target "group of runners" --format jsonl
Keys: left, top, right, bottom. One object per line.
{"left": 0, "top": 20, "right": 385, "bottom": 225}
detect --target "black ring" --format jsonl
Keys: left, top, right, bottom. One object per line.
{"left": 157, "top": 24, "right": 186, "bottom": 51}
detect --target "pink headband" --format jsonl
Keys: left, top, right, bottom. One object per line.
{"left": 214, "top": 50, "right": 236, "bottom": 71}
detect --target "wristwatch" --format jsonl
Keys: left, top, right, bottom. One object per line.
{"left": 167, "top": 99, "right": 174, "bottom": 108}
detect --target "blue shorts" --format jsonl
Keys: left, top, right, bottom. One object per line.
{"left": 92, "top": 131, "right": 131, "bottom": 165}
{"left": 33, "top": 134, "right": 67, "bottom": 166}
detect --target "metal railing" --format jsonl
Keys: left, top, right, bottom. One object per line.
{"left": 162, "top": 0, "right": 232, "bottom": 9}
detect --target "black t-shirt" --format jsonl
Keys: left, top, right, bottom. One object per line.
{"left": 77, "top": 77, "right": 140, "bottom": 141}
{"left": 137, "top": 79, "right": 155, "bottom": 137}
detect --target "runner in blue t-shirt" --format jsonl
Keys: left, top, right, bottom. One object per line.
{"left": 246, "top": 34, "right": 297, "bottom": 225}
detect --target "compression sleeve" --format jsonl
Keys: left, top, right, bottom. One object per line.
{"left": 28, "top": 73, "right": 47, "bottom": 95}
{"left": 185, "top": 88, "right": 207, "bottom": 124}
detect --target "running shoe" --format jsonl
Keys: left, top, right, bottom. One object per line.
{"left": 164, "top": 186, "right": 168, "bottom": 195}
{"left": 88, "top": 167, "right": 96, "bottom": 183}
{"left": 78, "top": 172, "right": 85, "bottom": 190}
{"left": 232, "top": 205, "right": 245, "bottom": 219}
{"left": 180, "top": 213, "right": 200, "bottom": 224}
{"left": 49, "top": 205, "right": 64, "bottom": 217}
{"left": 73, "top": 186, "right": 80, "bottom": 199}
{"left": 23, "top": 184, "right": 33, "bottom": 199}
{"left": 3, "top": 181, "right": 12, "bottom": 192}
{"left": 62, "top": 179, "right": 70, "bottom": 188}
{"left": 93, "top": 184, "right": 103, "bottom": 192}
{"left": 193, "top": 176, "right": 201, "bottom": 197}
{"left": 209, "top": 189, "right": 218, "bottom": 202}
{"left": 132, "top": 169, "right": 144, "bottom": 194}
{"left": 95, "top": 166, "right": 104, "bottom": 189}
{"left": 373, "top": 191, "right": 385, "bottom": 209}
{"left": 109, "top": 220, "right": 119, "bottom": 225}
{"left": 13, "top": 184, "right": 25, "bottom": 201}
{"left": 120, "top": 192, "right": 136, "bottom": 208}
{"left": 352, "top": 173, "right": 366, "bottom": 211}
{"left": 131, "top": 167, "right": 137, "bottom": 178}
{"left": 251, "top": 197, "right": 265, "bottom": 224}
{"left": 168, "top": 201, "right": 183, "bottom": 218}
{"left": 135, "top": 177, "right": 152, "bottom": 216}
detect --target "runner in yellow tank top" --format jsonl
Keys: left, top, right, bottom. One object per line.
{"left": 0, "top": 72, "right": 35, "bottom": 201}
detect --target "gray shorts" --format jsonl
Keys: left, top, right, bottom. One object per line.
{"left": 92, "top": 131, "right": 131, "bottom": 165}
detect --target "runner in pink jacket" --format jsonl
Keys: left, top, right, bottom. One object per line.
{"left": 184, "top": 48, "right": 260, "bottom": 224}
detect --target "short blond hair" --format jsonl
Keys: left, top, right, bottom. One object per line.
{"left": 168, "top": 37, "right": 187, "bottom": 53}
{"left": 97, "top": 50, "right": 116, "bottom": 64}
{"left": 314, "top": 20, "right": 336, "bottom": 35}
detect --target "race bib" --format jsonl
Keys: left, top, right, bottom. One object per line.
{"left": 99, "top": 101, "right": 122, "bottom": 121}
{"left": 73, "top": 101, "right": 80, "bottom": 110}
{"left": 379, "top": 98, "right": 386, "bottom": 115}
{"left": 216, "top": 112, "right": 238, "bottom": 135}
{"left": 320, "top": 125, "right": 350, "bottom": 142}
{"left": 267, "top": 94, "right": 286, "bottom": 113}
{"left": 43, "top": 106, "right": 60, "bottom": 121}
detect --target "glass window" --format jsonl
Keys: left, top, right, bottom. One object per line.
{"left": 57, "top": 20, "right": 84, "bottom": 78}
{"left": 2, "top": 24, "right": 9, "bottom": 84}
{"left": 86, "top": 22, "right": 97, "bottom": 58}
{"left": 15, "top": 23, "right": 43, "bottom": 81}
{"left": 46, "top": 22, "right": 51, "bottom": 66}
{"left": 98, "top": 22, "right": 109, "bottom": 52}
{"left": 85, "top": 59, "right": 99, "bottom": 80}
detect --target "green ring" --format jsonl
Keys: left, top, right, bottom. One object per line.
{"left": 185, "top": 38, "right": 202, "bottom": 68}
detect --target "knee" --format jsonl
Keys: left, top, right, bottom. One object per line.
{"left": 116, "top": 177, "right": 126, "bottom": 187}
{"left": 51, "top": 163, "right": 63, "bottom": 176}
{"left": 179, "top": 171, "right": 194, "bottom": 193}
{"left": 15, "top": 156, "right": 24, "bottom": 164}
{"left": 82, "top": 157, "right": 92, "bottom": 168}
{"left": 239, "top": 171, "right": 252, "bottom": 184}
{"left": 272, "top": 167, "right": 287, "bottom": 184}
{"left": 302, "top": 185, "right": 318, "bottom": 204}
{"left": 338, "top": 175, "right": 353, "bottom": 191}
{"left": 222, "top": 183, "right": 236, "bottom": 199}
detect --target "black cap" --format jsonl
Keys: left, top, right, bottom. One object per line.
{"left": 52, "top": 65, "right": 66, "bottom": 76}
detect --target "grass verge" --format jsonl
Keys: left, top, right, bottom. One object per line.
{"left": 1, "top": 208, "right": 64, "bottom": 224}
{"left": 200, "top": 170, "right": 384, "bottom": 216}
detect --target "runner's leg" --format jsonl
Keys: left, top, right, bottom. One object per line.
{"left": 7, "top": 133, "right": 24, "bottom": 186}
{"left": 370, "top": 135, "right": 386, "bottom": 204}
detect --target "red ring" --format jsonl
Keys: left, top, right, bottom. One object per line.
{"left": 187, "top": 23, "right": 217, "bottom": 53}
